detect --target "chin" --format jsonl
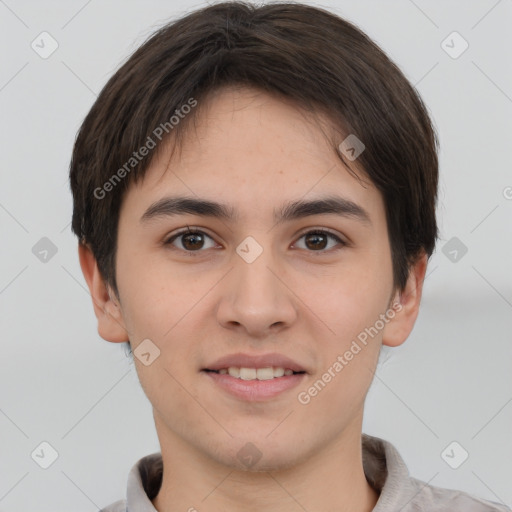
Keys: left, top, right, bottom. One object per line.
{"left": 209, "top": 436, "right": 311, "bottom": 473}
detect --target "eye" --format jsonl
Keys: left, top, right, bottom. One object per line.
{"left": 164, "top": 227, "right": 217, "bottom": 253}
{"left": 293, "top": 229, "right": 346, "bottom": 252}
{"left": 164, "top": 227, "right": 346, "bottom": 255}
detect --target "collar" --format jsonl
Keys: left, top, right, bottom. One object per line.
{"left": 125, "top": 434, "right": 415, "bottom": 511}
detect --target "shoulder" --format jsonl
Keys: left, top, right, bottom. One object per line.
{"left": 99, "top": 498, "right": 127, "bottom": 512}
{"left": 362, "top": 434, "right": 510, "bottom": 512}
{"left": 406, "top": 476, "right": 510, "bottom": 511}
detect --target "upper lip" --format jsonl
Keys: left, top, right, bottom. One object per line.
{"left": 203, "top": 352, "right": 307, "bottom": 373}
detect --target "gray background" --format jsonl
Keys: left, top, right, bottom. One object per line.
{"left": 0, "top": 0, "right": 511, "bottom": 510}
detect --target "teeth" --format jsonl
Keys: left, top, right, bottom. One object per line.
{"left": 228, "top": 367, "right": 240, "bottom": 378}
{"left": 256, "top": 367, "right": 274, "bottom": 380}
{"left": 239, "top": 367, "right": 257, "bottom": 380}
{"left": 273, "top": 367, "right": 285, "bottom": 377}
{"left": 222, "top": 366, "right": 297, "bottom": 380}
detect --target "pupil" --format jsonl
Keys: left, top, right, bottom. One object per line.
{"left": 306, "top": 233, "right": 326, "bottom": 250}
{"left": 183, "top": 233, "right": 203, "bottom": 250}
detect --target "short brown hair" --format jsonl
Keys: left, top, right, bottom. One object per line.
{"left": 69, "top": 0, "right": 438, "bottom": 296}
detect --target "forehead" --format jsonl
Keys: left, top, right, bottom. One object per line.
{"left": 176, "top": 85, "right": 339, "bottom": 169}
{"left": 121, "top": 86, "right": 384, "bottom": 226}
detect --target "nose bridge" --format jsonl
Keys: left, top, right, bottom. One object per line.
{"left": 238, "top": 248, "right": 278, "bottom": 298}
{"left": 216, "top": 234, "right": 297, "bottom": 334}
{"left": 234, "top": 235, "right": 282, "bottom": 307}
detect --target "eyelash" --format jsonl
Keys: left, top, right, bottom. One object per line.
{"left": 164, "top": 226, "right": 347, "bottom": 256}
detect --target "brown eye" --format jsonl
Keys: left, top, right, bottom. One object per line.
{"left": 165, "top": 229, "right": 216, "bottom": 252}
{"left": 295, "top": 230, "right": 345, "bottom": 252}
{"left": 304, "top": 232, "right": 328, "bottom": 250}
{"left": 181, "top": 232, "right": 205, "bottom": 250}
{"left": 164, "top": 228, "right": 345, "bottom": 255}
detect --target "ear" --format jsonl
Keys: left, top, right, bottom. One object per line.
{"left": 382, "top": 251, "right": 428, "bottom": 348}
{"left": 78, "top": 242, "right": 129, "bottom": 343}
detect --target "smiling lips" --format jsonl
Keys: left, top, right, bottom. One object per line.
{"left": 218, "top": 366, "right": 295, "bottom": 380}
{"left": 204, "top": 352, "right": 307, "bottom": 373}
{"left": 203, "top": 352, "right": 307, "bottom": 400}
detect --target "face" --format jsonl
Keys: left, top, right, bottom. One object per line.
{"left": 105, "top": 86, "right": 403, "bottom": 470}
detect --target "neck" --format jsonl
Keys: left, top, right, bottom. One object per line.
{"left": 151, "top": 418, "right": 379, "bottom": 512}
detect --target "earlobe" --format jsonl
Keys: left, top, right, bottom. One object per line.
{"left": 78, "top": 242, "right": 129, "bottom": 343}
{"left": 382, "top": 252, "right": 428, "bottom": 348}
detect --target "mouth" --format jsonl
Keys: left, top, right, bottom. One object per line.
{"left": 203, "top": 366, "right": 306, "bottom": 380}
{"left": 202, "top": 369, "right": 306, "bottom": 401}
{"left": 201, "top": 353, "right": 308, "bottom": 401}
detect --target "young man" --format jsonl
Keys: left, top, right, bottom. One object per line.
{"left": 69, "top": 2, "right": 510, "bottom": 511}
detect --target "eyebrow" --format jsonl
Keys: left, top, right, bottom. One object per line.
{"left": 140, "top": 195, "right": 371, "bottom": 226}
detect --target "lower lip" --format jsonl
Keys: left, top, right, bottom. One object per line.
{"left": 203, "top": 371, "right": 306, "bottom": 401}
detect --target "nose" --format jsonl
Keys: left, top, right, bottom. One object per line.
{"left": 216, "top": 245, "right": 298, "bottom": 339}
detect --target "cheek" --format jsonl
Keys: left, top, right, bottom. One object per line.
{"left": 115, "top": 252, "right": 189, "bottom": 338}
{"left": 312, "top": 264, "right": 392, "bottom": 342}
{"left": 301, "top": 260, "right": 391, "bottom": 408}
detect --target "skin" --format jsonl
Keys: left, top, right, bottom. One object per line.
{"left": 80, "top": 85, "right": 427, "bottom": 512}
